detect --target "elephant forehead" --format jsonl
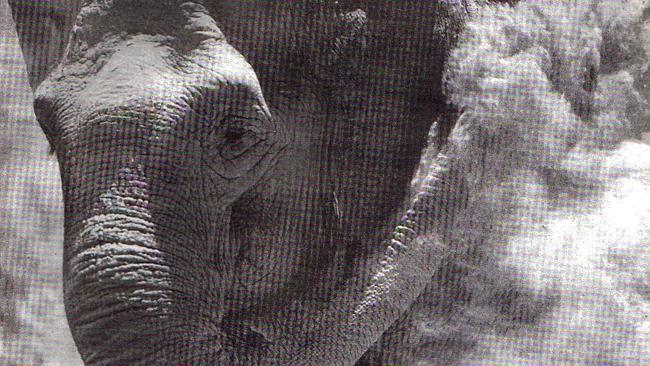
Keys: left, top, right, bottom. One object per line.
{"left": 55, "top": 33, "right": 262, "bottom": 109}
{"left": 78, "top": 37, "right": 183, "bottom": 106}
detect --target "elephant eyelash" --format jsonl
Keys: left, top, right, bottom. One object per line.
{"left": 219, "top": 114, "right": 266, "bottom": 137}
{"left": 204, "top": 114, "right": 265, "bottom": 160}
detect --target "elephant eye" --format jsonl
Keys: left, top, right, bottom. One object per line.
{"left": 223, "top": 126, "right": 247, "bottom": 144}
{"left": 208, "top": 114, "right": 264, "bottom": 161}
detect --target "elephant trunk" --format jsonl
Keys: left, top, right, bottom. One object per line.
{"left": 55, "top": 108, "right": 231, "bottom": 364}
{"left": 63, "top": 186, "right": 230, "bottom": 363}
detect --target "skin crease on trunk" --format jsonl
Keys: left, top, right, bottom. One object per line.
{"left": 24, "top": 0, "right": 514, "bottom": 364}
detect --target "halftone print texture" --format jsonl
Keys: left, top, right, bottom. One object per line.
{"left": 1, "top": 0, "right": 649, "bottom": 365}
{"left": 422, "top": 1, "right": 650, "bottom": 364}
{"left": 1, "top": 0, "right": 81, "bottom": 365}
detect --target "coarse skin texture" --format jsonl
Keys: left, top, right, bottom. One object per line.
{"left": 407, "top": 1, "right": 650, "bottom": 364}
{"left": 27, "top": 1, "right": 518, "bottom": 364}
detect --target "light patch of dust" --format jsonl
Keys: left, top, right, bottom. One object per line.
{"left": 414, "top": 1, "right": 650, "bottom": 364}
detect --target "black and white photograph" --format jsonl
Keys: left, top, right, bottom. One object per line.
{"left": 1, "top": 1, "right": 649, "bottom": 364}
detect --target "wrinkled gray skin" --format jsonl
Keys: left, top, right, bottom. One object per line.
{"left": 19, "top": 1, "right": 506, "bottom": 364}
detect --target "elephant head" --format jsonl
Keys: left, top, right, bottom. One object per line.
{"left": 33, "top": 1, "right": 480, "bottom": 364}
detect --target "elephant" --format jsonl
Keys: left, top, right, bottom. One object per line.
{"left": 10, "top": 0, "right": 650, "bottom": 364}
{"left": 24, "top": 0, "right": 509, "bottom": 364}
